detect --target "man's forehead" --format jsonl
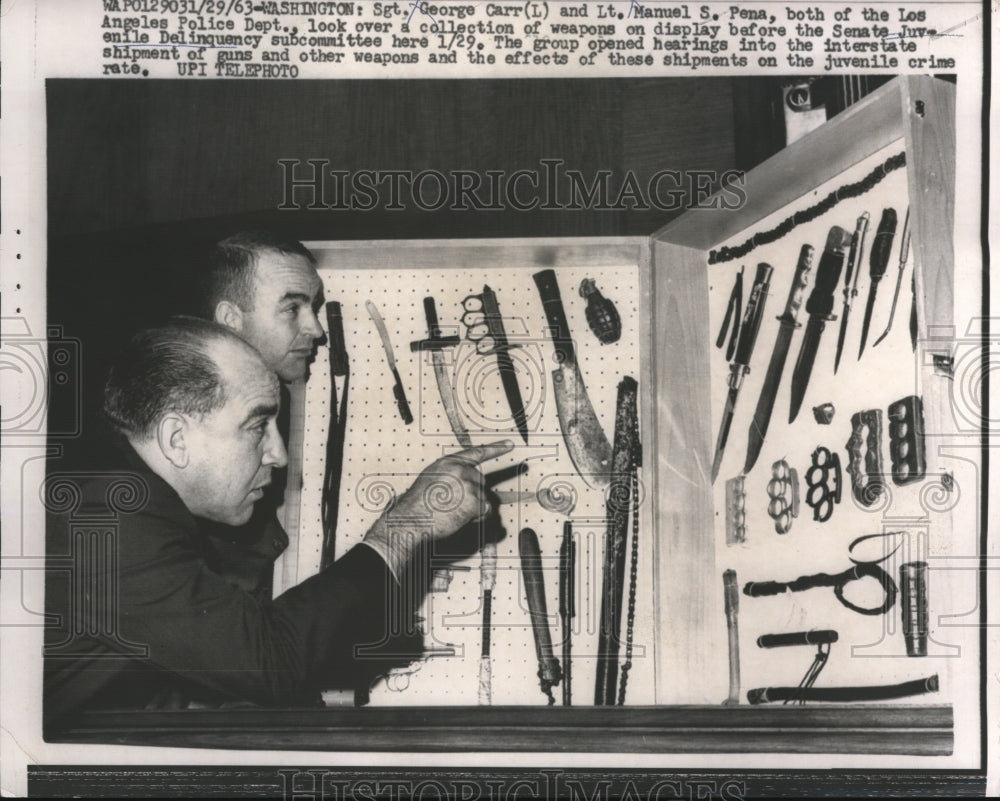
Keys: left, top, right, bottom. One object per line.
{"left": 211, "top": 338, "right": 280, "bottom": 400}
{"left": 253, "top": 249, "right": 323, "bottom": 297}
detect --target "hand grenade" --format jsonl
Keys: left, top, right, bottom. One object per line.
{"left": 580, "top": 278, "right": 621, "bottom": 344}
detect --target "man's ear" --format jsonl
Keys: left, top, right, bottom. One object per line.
{"left": 156, "top": 413, "right": 190, "bottom": 469}
{"left": 214, "top": 300, "right": 244, "bottom": 332}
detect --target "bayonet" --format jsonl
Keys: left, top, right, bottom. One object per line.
{"left": 833, "top": 212, "right": 870, "bottom": 373}
{"left": 858, "top": 208, "right": 898, "bottom": 360}
{"left": 533, "top": 269, "right": 612, "bottom": 488}
{"left": 872, "top": 207, "right": 911, "bottom": 348}
{"left": 743, "top": 245, "right": 813, "bottom": 475}
{"left": 788, "top": 226, "right": 854, "bottom": 423}
{"left": 711, "top": 262, "right": 773, "bottom": 483}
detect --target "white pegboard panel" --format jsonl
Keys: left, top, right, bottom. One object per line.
{"left": 295, "top": 247, "right": 653, "bottom": 707}
{"left": 706, "top": 139, "right": 961, "bottom": 703}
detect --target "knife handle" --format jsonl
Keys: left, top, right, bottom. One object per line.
{"left": 733, "top": 263, "right": 773, "bottom": 370}
{"left": 806, "top": 226, "right": 852, "bottom": 318}
{"left": 424, "top": 296, "right": 441, "bottom": 336}
{"left": 533, "top": 269, "right": 577, "bottom": 367}
{"left": 779, "top": 245, "right": 814, "bottom": 325}
{"left": 868, "top": 208, "right": 898, "bottom": 282}
{"left": 843, "top": 212, "right": 870, "bottom": 295}
{"left": 326, "top": 301, "right": 349, "bottom": 377}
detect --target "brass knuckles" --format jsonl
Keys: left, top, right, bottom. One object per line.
{"left": 804, "top": 446, "right": 841, "bottom": 523}
{"left": 461, "top": 294, "right": 496, "bottom": 355}
{"left": 845, "top": 409, "right": 885, "bottom": 507}
{"left": 725, "top": 475, "right": 747, "bottom": 545}
{"left": 766, "top": 459, "right": 800, "bottom": 534}
{"left": 888, "top": 395, "right": 926, "bottom": 485}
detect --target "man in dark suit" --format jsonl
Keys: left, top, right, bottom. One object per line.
{"left": 43, "top": 317, "right": 510, "bottom": 730}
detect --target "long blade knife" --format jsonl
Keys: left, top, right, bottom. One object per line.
{"left": 533, "top": 269, "right": 612, "bottom": 488}
{"left": 858, "top": 208, "right": 898, "bottom": 360}
{"left": 711, "top": 262, "right": 773, "bottom": 483}
{"left": 789, "top": 226, "right": 854, "bottom": 423}
{"left": 410, "top": 296, "right": 470, "bottom": 447}
{"left": 872, "top": 207, "right": 911, "bottom": 348}
{"left": 833, "top": 212, "right": 870, "bottom": 373}
{"left": 479, "top": 286, "right": 529, "bottom": 445}
{"left": 743, "top": 245, "right": 814, "bottom": 475}
{"left": 366, "top": 299, "right": 413, "bottom": 424}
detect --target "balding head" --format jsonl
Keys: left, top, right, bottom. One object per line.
{"left": 105, "top": 318, "right": 286, "bottom": 525}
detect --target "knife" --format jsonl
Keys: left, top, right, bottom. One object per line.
{"left": 743, "top": 245, "right": 814, "bottom": 475}
{"left": 366, "top": 299, "right": 413, "bottom": 424}
{"left": 410, "top": 296, "right": 470, "bottom": 447}
{"left": 833, "top": 212, "right": 870, "bottom": 373}
{"left": 857, "top": 208, "right": 898, "bottom": 360}
{"left": 789, "top": 226, "right": 854, "bottom": 424}
{"left": 711, "top": 262, "right": 773, "bottom": 483}
{"left": 479, "top": 286, "right": 529, "bottom": 445}
{"left": 872, "top": 207, "right": 911, "bottom": 348}
{"left": 533, "top": 269, "right": 612, "bottom": 488}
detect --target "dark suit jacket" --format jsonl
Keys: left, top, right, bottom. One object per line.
{"left": 43, "top": 438, "right": 420, "bottom": 732}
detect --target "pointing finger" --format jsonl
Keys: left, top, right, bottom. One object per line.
{"left": 450, "top": 440, "right": 514, "bottom": 466}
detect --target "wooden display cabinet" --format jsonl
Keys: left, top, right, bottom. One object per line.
{"left": 53, "top": 76, "right": 967, "bottom": 758}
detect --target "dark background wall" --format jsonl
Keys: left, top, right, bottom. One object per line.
{"left": 46, "top": 77, "right": 782, "bottom": 439}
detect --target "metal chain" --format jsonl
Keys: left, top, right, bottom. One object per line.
{"left": 617, "top": 459, "right": 640, "bottom": 705}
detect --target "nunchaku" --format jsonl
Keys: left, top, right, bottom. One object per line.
{"left": 595, "top": 376, "right": 641, "bottom": 706}
{"left": 711, "top": 263, "right": 773, "bottom": 483}
{"left": 519, "top": 527, "right": 562, "bottom": 705}
{"left": 366, "top": 300, "right": 413, "bottom": 424}
{"left": 752, "top": 629, "right": 838, "bottom": 705}
{"left": 320, "top": 301, "right": 349, "bottom": 570}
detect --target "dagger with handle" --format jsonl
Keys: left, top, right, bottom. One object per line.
{"left": 743, "top": 245, "right": 814, "bottom": 475}
{"left": 533, "top": 269, "right": 613, "bottom": 488}
{"left": 710, "top": 262, "right": 773, "bottom": 483}
{"left": 788, "top": 226, "right": 854, "bottom": 424}
{"left": 483, "top": 286, "right": 529, "bottom": 444}
{"left": 833, "top": 212, "right": 870, "bottom": 373}
{"left": 858, "top": 208, "right": 898, "bottom": 360}
{"left": 872, "top": 207, "right": 911, "bottom": 348}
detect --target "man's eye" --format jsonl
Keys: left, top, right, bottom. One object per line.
{"left": 283, "top": 304, "right": 299, "bottom": 315}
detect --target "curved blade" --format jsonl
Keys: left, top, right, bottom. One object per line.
{"left": 552, "top": 362, "right": 612, "bottom": 488}
{"left": 431, "top": 350, "right": 472, "bottom": 448}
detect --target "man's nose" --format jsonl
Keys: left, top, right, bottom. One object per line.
{"left": 302, "top": 308, "right": 324, "bottom": 340}
{"left": 263, "top": 423, "right": 288, "bottom": 469}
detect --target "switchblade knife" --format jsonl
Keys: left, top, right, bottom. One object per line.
{"left": 833, "top": 212, "right": 869, "bottom": 373}
{"left": 711, "top": 262, "right": 773, "bottom": 483}
{"left": 743, "top": 245, "right": 814, "bottom": 475}
{"left": 788, "top": 226, "right": 854, "bottom": 423}
{"left": 858, "top": 208, "right": 898, "bottom": 360}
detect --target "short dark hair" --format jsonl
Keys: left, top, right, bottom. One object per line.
{"left": 103, "top": 317, "right": 249, "bottom": 440}
{"left": 199, "top": 231, "right": 316, "bottom": 318}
